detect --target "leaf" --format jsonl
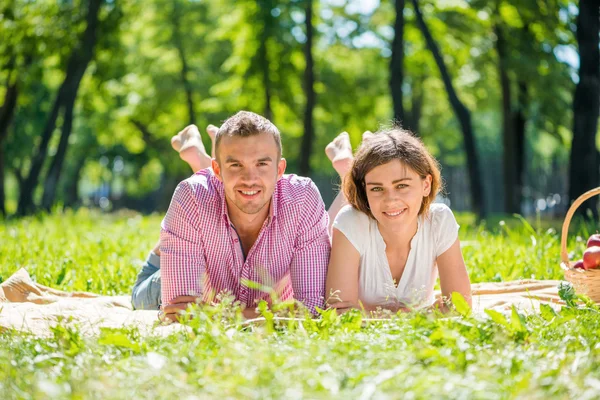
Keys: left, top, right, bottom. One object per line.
{"left": 98, "top": 329, "right": 141, "bottom": 353}
{"left": 539, "top": 304, "right": 557, "bottom": 322}
{"left": 558, "top": 282, "right": 578, "bottom": 307}
{"left": 485, "top": 309, "right": 509, "bottom": 328}
{"left": 451, "top": 292, "right": 471, "bottom": 317}
{"left": 56, "top": 265, "right": 67, "bottom": 286}
{"left": 510, "top": 306, "right": 527, "bottom": 333}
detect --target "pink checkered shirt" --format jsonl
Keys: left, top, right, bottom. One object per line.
{"left": 160, "top": 168, "right": 331, "bottom": 314}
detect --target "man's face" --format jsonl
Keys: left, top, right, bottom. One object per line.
{"left": 212, "top": 132, "right": 286, "bottom": 217}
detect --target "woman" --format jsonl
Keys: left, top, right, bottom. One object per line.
{"left": 326, "top": 127, "right": 471, "bottom": 313}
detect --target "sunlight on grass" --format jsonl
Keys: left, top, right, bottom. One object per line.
{"left": 1, "top": 210, "right": 600, "bottom": 398}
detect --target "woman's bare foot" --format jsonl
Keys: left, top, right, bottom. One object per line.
{"left": 171, "top": 125, "right": 212, "bottom": 172}
{"left": 325, "top": 131, "right": 354, "bottom": 177}
{"left": 206, "top": 124, "right": 218, "bottom": 158}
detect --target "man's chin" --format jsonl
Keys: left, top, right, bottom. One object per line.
{"left": 234, "top": 199, "right": 269, "bottom": 216}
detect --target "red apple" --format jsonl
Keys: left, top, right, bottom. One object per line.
{"left": 587, "top": 234, "right": 600, "bottom": 248}
{"left": 573, "top": 259, "right": 585, "bottom": 269}
{"left": 583, "top": 246, "right": 600, "bottom": 270}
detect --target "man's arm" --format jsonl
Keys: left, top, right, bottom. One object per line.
{"left": 289, "top": 182, "right": 331, "bottom": 315}
{"left": 160, "top": 181, "right": 207, "bottom": 307}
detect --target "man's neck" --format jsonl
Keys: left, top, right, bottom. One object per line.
{"left": 227, "top": 201, "right": 271, "bottom": 237}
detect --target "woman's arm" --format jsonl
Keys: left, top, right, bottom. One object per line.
{"left": 325, "top": 228, "right": 361, "bottom": 309}
{"left": 435, "top": 238, "right": 472, "bottom": 311}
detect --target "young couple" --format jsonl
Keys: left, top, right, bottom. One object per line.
{"left": 131, "top": 111, "right": 471, "bottom": 322}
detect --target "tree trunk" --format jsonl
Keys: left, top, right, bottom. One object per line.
{"left": 568, "top": 0, "right": 600, "bottom": 218}
{"left": 64, "top": 155, "right": 87, "bottom": 209}
{"left": 258, "top": 9, "right": 273, "bottom": 121}
{"left": 406, "top": 76, "right": 423, "bottom": 134}
{"left": 19, "top": 0, "right": 103, "bottom": 215}
{"left": 495, "top": 23, "right": 519, "bottom": 214}
{"left": 41, "top": 94, "right": 76, "bottom": 210}
{"left": 0, "top": 148, "right": 5, "bottom": 217}
{"left": 0, "top": 57, "right": 19, "bottom": 216}
{"left": 172, "top": 1, "right": 196, "bottom": 125}
{"left": 514, "top": 80, "right": 528, "bottom": 213}
{"left": 411, "top": 0, "right": 485, "bottom": 218}
{"left": 390, "top": 0, "right": 406, "bottom": 126}
{"left": 299, "top": 0, "right": 315, "bottom": 177}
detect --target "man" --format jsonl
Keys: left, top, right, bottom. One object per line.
{"left": 134, "top": 111, "right": 335, "bottom": 322}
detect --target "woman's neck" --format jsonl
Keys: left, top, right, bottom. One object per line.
{"left": 377, "top": 217, "right": 419, "bottom": 250}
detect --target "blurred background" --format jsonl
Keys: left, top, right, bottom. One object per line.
{"left": 0, "top": 0, "right": 598, "bottom": 220}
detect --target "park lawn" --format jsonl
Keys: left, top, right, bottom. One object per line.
{"left": 1, "top": 210, "right": 600, "bottom": 399}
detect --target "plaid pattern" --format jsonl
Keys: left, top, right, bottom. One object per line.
{"left": 160, "top": 169, "right": 331, "bottom": 314}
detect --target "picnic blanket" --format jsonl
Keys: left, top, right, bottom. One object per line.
{"left": 0, "top": 268, "right": 565, "bottom": 337}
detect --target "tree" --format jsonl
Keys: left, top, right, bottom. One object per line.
{"left": 411, "top": 0, "right": 485, "bottom": 217}
{"left": 299, "top": 0, "right": 315, "bottom": 176}
{"left": 171, "top": 0, "right": 197, "bottom": 126}
{"left": 17, "top": 0, "right": 103, "bottom": 214}
{"left": 390, "top": 0, "right": 407, "bottom": 126}
{"left": 568, "top": 0, "right": 600, "bottom": 217}
{"left": 0, "top": 56, "right": 18, "bottom": 216}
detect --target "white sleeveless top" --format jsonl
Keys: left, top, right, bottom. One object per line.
{"left": 332, "top": 203, "right": 459, "bottom": 308}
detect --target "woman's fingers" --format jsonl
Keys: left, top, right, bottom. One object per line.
{"left": 328, "top": 301, "right": 356, "bottom": 309}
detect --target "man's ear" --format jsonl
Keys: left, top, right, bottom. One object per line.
{"left": 277, "top": 158, "right": 287, "bottom": 179}
{"left": 212, "top": 159, "right": 223, "bottom": 182}
{"left": 423, "top": 174, "right": 432, "bottom": 196}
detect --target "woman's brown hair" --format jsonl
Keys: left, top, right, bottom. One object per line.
{"left": 342, "top": 127, "right": 442, "bottom": 219}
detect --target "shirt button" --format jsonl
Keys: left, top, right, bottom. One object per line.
{"left": 233, "top": 238, "right": 239, "bottom": 243}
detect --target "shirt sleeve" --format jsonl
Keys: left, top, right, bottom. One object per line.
{"left": 289, "top": 181, "right": 331, "bottom": 315}
{"left": 160, "top": 181, "right": 207, "bottom": 306}
{"left": 332, "top": 205, "right": 367, "bottom": 254}
{"left": 433, "top": 204, "right": 460, "bottom": 258}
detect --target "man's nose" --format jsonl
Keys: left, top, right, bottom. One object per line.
{"left": 240, "top": 166, "right": 259, "bottom": 182}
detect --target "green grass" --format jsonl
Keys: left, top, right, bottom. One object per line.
{"left": 1, "top": 210, "right": 600, "bottom": 399}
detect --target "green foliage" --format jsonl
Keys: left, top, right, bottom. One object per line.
{"left": 1, "top": 213, "right": 600, "bottom": 397}
{"left": 1, "top": 0, "right": 581, "bottom": 213}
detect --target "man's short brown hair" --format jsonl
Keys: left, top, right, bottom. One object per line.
{"left": 215, "top": 111, "right": 282, "bottom": 160}
{"left": 342, "top": 127, "right": 442, "bottom": 218}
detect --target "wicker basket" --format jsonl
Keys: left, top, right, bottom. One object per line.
{"left": 561, "top": 187, "right": 600, "bottom": 303}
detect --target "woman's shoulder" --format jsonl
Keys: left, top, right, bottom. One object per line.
{"left": 335, "top": 204, "right": 370, "bottom": 225}
{"left": 427, "top": 203, "right": 456, "bottom": 224}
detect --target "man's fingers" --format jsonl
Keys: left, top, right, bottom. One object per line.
{"left": 170, "top": 295, "right": 200, "bottom": 304}
{"left": 162, "top": 302, "right": 194, "bottom": 315}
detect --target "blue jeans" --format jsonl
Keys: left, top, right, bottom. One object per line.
{"left": 131, "top": 251, "right": 161, "bottom": 310}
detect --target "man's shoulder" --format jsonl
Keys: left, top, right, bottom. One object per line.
{"left": 177, "top": 168, "right": 222, "bottom": 203}
{"left": 276, "top": 174, "right": 321, "bottom": 204}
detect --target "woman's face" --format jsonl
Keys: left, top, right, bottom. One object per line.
{"left": 364, "top": 160, "right": 431, "bottom": 232}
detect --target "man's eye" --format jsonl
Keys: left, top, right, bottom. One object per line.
{"left": 258, "top": 162, "right": 268, "bottom": 166}
{"left": 230, "top": 164, "right": 241, "bottom": 168}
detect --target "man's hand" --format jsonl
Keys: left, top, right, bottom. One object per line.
{"left": 159, "top": 295, "right": 201, "bottom": 323}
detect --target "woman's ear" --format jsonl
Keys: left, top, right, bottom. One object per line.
{"left": 423, "top": 174, "right": 432, "bottom": 196}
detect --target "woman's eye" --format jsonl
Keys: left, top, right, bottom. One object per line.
{"left": 397, "top": 184, "right": 408, "bottom": 189}
{"left": 370, "top": 187, "right": 383, "bottom": 192}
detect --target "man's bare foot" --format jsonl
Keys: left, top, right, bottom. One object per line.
{"left": 171, "top": 125, "right": 212, "bottom": 172}
{"left": 362, "top": 130, "right": 375, "bottom": 144}
{"left": 206, "top": 124, "right": 218, "bottom": 158}
{"left": 325, "top": 131, "right": 353, "bottom": 177}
